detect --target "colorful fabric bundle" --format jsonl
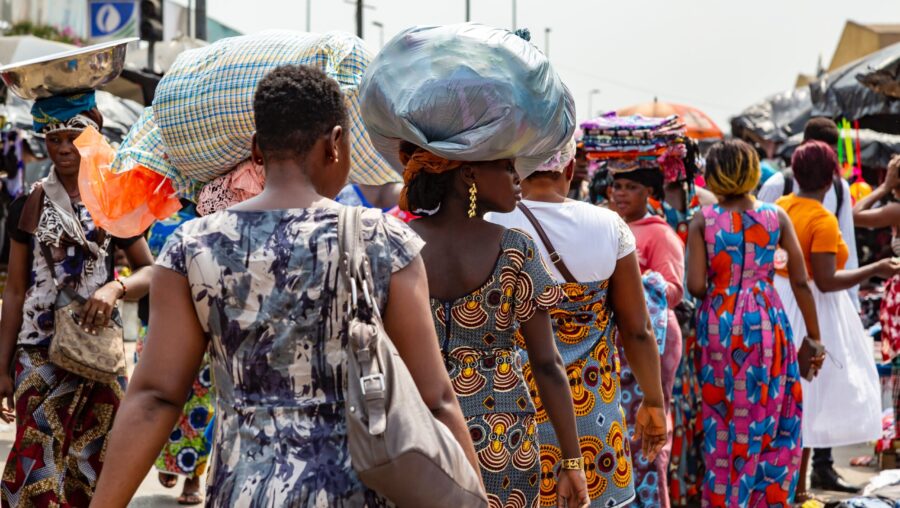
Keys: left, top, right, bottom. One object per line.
{"left": 581, "top": 112, "right": 689, "bottom": 182}
{"left": 111, "top": 30, "right": 399, "bottom": 203}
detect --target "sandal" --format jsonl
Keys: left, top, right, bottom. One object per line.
{"left": 158, "top": 472, "right": 178, "bottom": 489}
{"left": 178, "top": 476, "right": 203, "bottom": 506}
{"left": 794, "top": 491, "right": 825, "bottom": 508}
{"left": 177, "top": 492, "right": 203, "bottom": 506}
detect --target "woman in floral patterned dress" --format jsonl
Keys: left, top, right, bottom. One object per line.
{"left": 91, "top": 65, "right": 479, "bottom": 506}
{"left": 686, "top": 140, "right": 823, "bottom": 507}
{"left": 138, "top": 202, "right": 212, "bottom": 505}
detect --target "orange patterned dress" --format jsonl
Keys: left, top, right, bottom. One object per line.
{"left": 520, "top": 280, "right": 636, "bottom": 508}
{"left": 431, "top": 229, "right": 563, "bottom": 508}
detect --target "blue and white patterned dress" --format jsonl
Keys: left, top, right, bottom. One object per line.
{"left": 157, "top": 206, "right": 423, "bottom": 507}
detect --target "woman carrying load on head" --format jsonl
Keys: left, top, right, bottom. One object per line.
{"left": 361, "top": 24, "right": 597, "bottom": 508}
{"left": 487, "top": 137, "right": 668, "bottom": 508}
{"left": 91, "top": 64, "right": 479, "bottom": 507}
{"left": 606, "top": 162, "right": 683, "bottom": 508}
{"left": 0, "top": 91, "right": 154, "bottom": 507}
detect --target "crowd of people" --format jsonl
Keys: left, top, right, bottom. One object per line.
{"left": 0, "top": 22, "right": 897, "bottom": 508}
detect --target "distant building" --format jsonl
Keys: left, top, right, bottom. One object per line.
{"left": 0, "top": 0, "right": 241, "bottom": 42}
{"left": 795, "top": 20, "right": 900, "bottom": 87}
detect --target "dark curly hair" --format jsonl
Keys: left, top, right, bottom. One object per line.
{"left": 399, "top": 141, "right": 458, "bottom": 213}
{"left": 253, "top": 65, "right": 348, "bottom": 158}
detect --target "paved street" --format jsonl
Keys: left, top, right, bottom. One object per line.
{"left": 0, "top": 341, "right": 879, "bottom": 506}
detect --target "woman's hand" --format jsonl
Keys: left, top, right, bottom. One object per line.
{"left": 633, "top": 402, "right": 667, "bottom": 462}
{"left": 874, "top": 257, "right": 900, "bottom": 280}
{"left": 0, "top": 372, "right": 14, "bottom": 424}
{"left": 556, "top": 468, "right": 590, "bottom": 508}
{"left": 81, "top": 282, "right": 123, "bottom": 333}
{"left": 884, "top": 155, "right": 899, "bottom": 191}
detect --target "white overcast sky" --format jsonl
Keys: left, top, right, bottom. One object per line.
{"left": 206, "top": 0, "right": 899, "bottom": 134}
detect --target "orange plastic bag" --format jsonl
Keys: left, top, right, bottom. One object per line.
{"left": 76, "top": 126, "right": 182, "bottom": 238}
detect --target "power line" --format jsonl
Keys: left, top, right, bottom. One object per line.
{"left": 556, "top": 63, "right": 735, "bottom": 113}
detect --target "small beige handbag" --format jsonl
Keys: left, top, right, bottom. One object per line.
{"left": 40, "top": 244, "right": 126, "bottom": 383}
{"left": 337, "top": 207, "right": 487, "bottom": 507}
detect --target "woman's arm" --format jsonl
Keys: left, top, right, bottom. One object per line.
{"left": 853, "top": 156, "right": 899, "bottom": 229}
{"left": 686, "top": 213, "right": 708, "bottom": 299}
{"left": 90, "top": 267, "right": 208, "bottom": 507}
{"left": 81, "top": 238, "right": 154, "bottom": 333}
{"left": 777, "top": 209, "right": 820, "bottom": 342}
{"left": 382, "top": 256, "right": 480, "bottom": 475}
{"left": 0, "top": 240, "right": 30, "bottom": 422}
{"left": 810, "top": 253, "right": 900, "bottom": 293}
{"left": 520, "top": 310, "right": 589, "bottom": 508}
{"left": 609, "top": 251, "right": 666, "bottom": 459}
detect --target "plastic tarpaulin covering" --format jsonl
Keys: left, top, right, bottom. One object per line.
{"left": 777, "top": 128, "right": 900, "bottom": 168}
{"left": 360, "top": 23, "right": 576, "bottom": 179}
{"left": 730, "top": 87, "right": 812, "bottom": 143}
{"left": 811, "top": 42, "right": 900, "bottom": 120}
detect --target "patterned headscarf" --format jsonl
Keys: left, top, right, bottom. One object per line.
{"left": 31, "top": 92, "right": 99, "bottom": 134}
{"left": 397, "top": 147, "right": 464, "bottom": 212}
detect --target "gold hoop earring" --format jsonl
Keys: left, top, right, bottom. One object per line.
{"left": 468, "top": 183, "right": 478, "bottom": 218}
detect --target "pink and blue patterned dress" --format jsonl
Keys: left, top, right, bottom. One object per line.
{"left": 696, "top": 203, "right": 803, "bottom": 507}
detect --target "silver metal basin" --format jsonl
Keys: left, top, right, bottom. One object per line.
{"left": 0, "top": 38, "right": 137, "bottom": 100}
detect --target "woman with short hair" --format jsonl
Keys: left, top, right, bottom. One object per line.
{"left": 90, "top": 64, "right": 478, "bottom": 506}
{"left": 687, "top": 139, "right": 823, "bottom": 506}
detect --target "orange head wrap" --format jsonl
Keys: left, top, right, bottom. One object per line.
{"left": 397, "top": 148, "right": 465, "bottom": 211}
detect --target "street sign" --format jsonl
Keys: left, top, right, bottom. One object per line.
{"left": 88, "top": 0, "right": 138, "bottom": 42}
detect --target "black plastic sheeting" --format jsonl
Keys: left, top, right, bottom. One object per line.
{"left": 733, "top": 41, "right": 900, "bottom": 141}
{"left": 776, "top": 128, "right": 900, "bottom": 168}
{"left": 731, "top": 87, "right": 812, "bottom": 143}
{"left": 811, "top": 41, "right": 900, "bottom": 120}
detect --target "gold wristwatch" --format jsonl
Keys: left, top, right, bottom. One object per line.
{"left": 560, "top": 457, "right": 584, "bottom": 470}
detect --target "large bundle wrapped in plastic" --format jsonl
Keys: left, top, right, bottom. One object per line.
{"left": 112, "top": 30, "right": 398, "bottom": 195}
{"left": 360, "top": 23, "right": 575, "bottom": 179}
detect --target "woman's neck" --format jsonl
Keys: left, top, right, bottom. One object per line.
{"left": 522, "top": 179, "right": 567, "bottom": 203}
{"left": 233, "top": 163, "right": 323, "bottom": 210}
{"left": 54, "top": 169, "right": 80, "bottom": 198}
{"left": 795, "top": 188, "right": 828, "bottom": 203}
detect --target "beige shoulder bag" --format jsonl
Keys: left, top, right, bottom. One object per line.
{"left": 337, "top": 206, "right": 487, "bottom": 507}
{"left": 39, "top": 244, "right": 126, "bottom": 383}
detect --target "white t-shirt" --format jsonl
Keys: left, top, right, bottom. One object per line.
{"left": 758, "top": 172, "right": 860, "bottom": 306}
{"left": 486, "top": 200, "right": 635, "bottom": 283}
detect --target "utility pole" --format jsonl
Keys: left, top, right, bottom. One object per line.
{"left": 465, "top": 0, "right": 470, "bottom": 22}
{"left": 356, "top": 0, "right": 363, "bottom": 38}
{"left": 544, "top": 27, "right": 550, "bottom": 57}
{"left": 195, "top": 0, "right": 207, "bottom": 40}
{"left": 511, "top": 0, "right": 516, "bottom": 31}
{"left": 372, "top": 21, "right": 384, "bottom": 48}
{"left": 588, "top": 89, "right": 601, "bottom": 120}
{"left": 345, "top": 0, "right": 374, "bottom": 38}
{"left": 306, "top": 0, "right": 311, "bottom": 32}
